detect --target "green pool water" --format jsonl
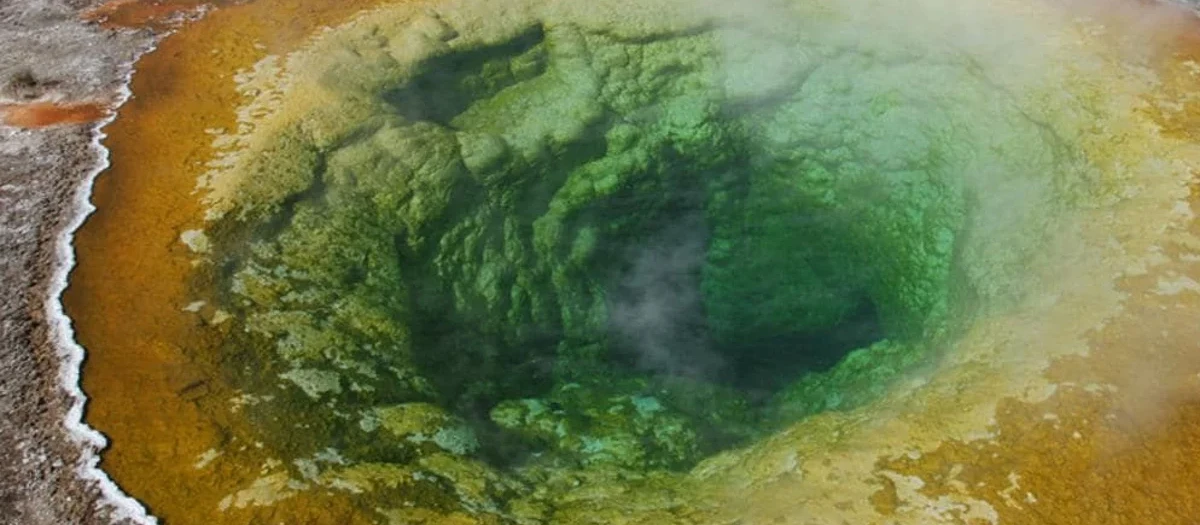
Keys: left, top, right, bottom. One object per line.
{"left": 190, "top": 0, "right": 1119, "bottom": 519}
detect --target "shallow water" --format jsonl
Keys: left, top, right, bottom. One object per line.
{"left": 65, "top": 0, "right": 1200, "bottom": 523}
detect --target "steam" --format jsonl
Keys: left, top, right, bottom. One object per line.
{"left": 608, "top": 216, "right": 724, "bottom": 379}
{"left": 687, "top": 0, "right": 1200, "bottom": 462}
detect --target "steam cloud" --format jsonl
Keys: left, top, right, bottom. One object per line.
{"left": 608, "top": 215, "right": 724, "bottom": 380}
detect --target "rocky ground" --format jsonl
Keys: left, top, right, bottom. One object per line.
{"left": 0, "top": 1, "right": 151, "bottom": 523}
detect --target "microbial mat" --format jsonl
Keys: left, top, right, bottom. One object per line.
{"left": 64, "top": 0, "right": 1200, "bottom": 523}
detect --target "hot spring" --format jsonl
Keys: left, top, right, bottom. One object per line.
{"left": 65, "top": 0, "right": 1200, "bottom": 523}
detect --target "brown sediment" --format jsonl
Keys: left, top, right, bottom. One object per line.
{"left": 0, "top": 101, "right": 110, "bottom": 128}
{"left": 62, "top": 0, "right": 395, "bottom": 523}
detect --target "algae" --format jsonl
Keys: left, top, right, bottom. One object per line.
{"left": 193, "top": 0, "right": 1128, "bottom": 520}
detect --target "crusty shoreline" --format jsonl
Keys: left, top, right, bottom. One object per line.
{"left": 0, "top": 2, "right": 153, "bottom": 523}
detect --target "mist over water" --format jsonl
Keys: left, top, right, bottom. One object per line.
{"left": 609, "top": 215, "right": 719, "bottom": 379}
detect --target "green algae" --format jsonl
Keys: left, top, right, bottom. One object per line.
{"left": 191, "top": 0, "right": 1133, "bottom": 520}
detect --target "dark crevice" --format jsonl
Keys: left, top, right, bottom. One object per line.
{"left": 728, "top": 298, "right": 885, "bottom": 401}
{"left": 383, "top": 24, "right": 548, "bottom": 125}
{"left": 588, "top": 21, "right": 717, "bottom": 45}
